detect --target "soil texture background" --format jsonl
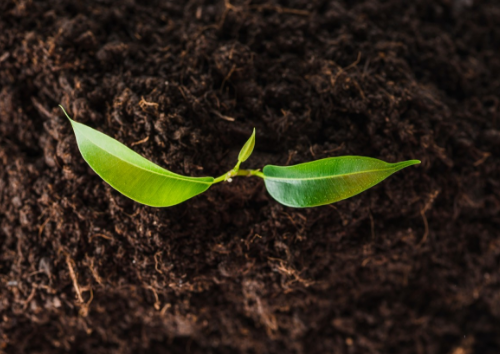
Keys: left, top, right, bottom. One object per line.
{"left": 1, "top": 0, "right": 500, "bottom": 353}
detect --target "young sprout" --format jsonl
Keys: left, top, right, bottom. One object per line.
{"left": 60, "top": 105, "right": 420, "bottom": 208}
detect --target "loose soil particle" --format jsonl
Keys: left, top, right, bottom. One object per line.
{"left": 1, "top": 0, "right": 499, "bottom": 353}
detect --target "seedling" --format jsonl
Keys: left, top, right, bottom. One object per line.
{"left": 60, "top": 106, "right": 420, "bottom": 208}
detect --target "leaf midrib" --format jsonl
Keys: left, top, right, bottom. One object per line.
{"left": 264, "top": 166, "right": 399, "bottom": 181}
{"left": 78, "top": 125, "right": 213, "bottom": 186}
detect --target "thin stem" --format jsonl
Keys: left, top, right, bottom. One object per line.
{"left": 212, "top": 169, "right": 264, "bottom": 184}
{"left": 213, "top": 174, "right": 228, "bottom": 184}
{"left": 248, "top": 170, "right": 265, "bottom": 178}
{"left": 233, "top": 160, "right": 242, "bottom": 174}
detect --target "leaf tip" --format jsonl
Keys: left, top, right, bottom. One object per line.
{"left": 393, "top": 159, "right": 421, "bottom": 171}
{"left": 59, "top": 105, "right": 74, "bottom": 122}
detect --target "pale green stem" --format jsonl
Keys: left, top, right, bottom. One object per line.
{"left": 233, "top": 160, "right": 242, "bottom": 174}
{"left": 213, "top": 169, "right": 264, "bottom": 184}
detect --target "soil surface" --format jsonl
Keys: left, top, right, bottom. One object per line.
{"left": 1, "top": 0, "right": 500, "bottom": 353}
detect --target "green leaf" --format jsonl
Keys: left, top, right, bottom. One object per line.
{"left": 60, "top": 106, "right": 213, "bottom": 207}
{"left": 237, "top": 128, "right": 256, "bottom": 163}
{"left": 262, "top": 156, "right": 420, "bottom": 208}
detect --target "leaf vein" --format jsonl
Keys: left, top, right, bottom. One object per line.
{"left": 264, "top": 167, "right": 397, "bottom": 181}
{"left": 78, "top": 128, "right": 213, "bottom": 185}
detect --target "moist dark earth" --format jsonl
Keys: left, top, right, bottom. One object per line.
{"left": 1, "top": 0, "right": 500, "bottom": 353}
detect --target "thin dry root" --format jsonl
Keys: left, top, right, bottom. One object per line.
{"left": 65, "top": 254, "right": 84, "bottom": 304}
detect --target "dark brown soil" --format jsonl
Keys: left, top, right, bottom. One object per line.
{"left": 1, "top": 0, "right": 500, "bottom": 353}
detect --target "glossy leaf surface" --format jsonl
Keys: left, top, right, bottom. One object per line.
{"left": 263, "top": 156, "right": 420, "bottom": 208}
{"left": 62, "top": 107, "right": 213, "bottom": 207}
{"left": 237, "top": 128, "right": 256, "bottom": 163}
